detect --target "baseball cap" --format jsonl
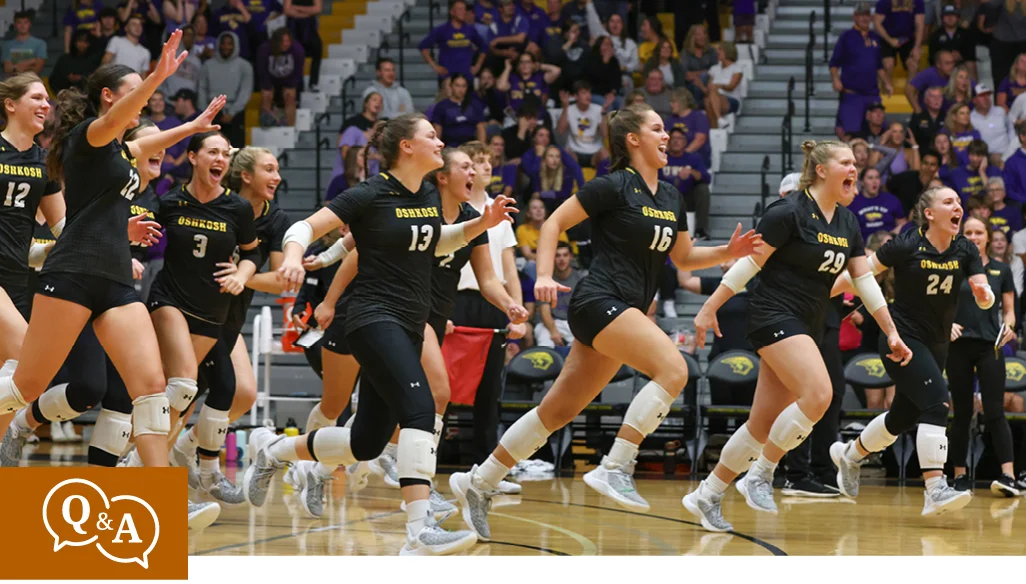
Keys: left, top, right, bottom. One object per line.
{"left": 779, "top": 172, "right": 801, "bottom": 196}
{"left": 854, "top": 2, "right": 872, "bottom": 15}
{"left": 942, "top": 4, "right": 958, "bottom": 16}
{"left": 975, "top": 83, "right": 992, "bottom": 95}
{"left": 866, "top": 102, "right": 885, "bottom": 112}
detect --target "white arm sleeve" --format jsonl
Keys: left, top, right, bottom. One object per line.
{"left": 51, "top": 217, "right": 65, "bottom": 238}
{"left": 435, "top": 224, "right": 468, "bottom": 256}
{"left": 282, "top": 220, "right": 314, "bottom": 252}
{"left": 721, "top": 255, "right": 761, "bottom": 293}
{"left": 854, "top": 272, "right": 888, "bottom": 313}
{"left": 28, "top": 242, "right": 50, "bottom": 269}
{"left": 976, "top": 284, "right": 995, "bottom": 310}
{"left": 867, "top": 254, "right": 886, "bottom": 275}
{"left": 315, "top": 238, "right": 349, "bottom": 267}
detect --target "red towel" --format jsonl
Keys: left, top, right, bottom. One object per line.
{"left": 441, "top": 326, "right": 496, "bottom": 405}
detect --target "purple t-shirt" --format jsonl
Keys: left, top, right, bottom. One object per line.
{"left": 531, "top": 12, "right": 563, "bottom": 46}
{"left": 487, "top": 163, "right": 519, "bottom": 196}
{"left": 154, "top": 115, "right": 186, "bottom": 172}
{"left": 256, "top": 40, "right": 305, "bottom": 90}
{"left": 430, "top": 98, "right": 485, "bottom": 147}
{"left": 950, "top": 164, "right": 1001, "bottom": 203}
{"left": 490, "top": 13, "right": 530, "bottom": 48}
{"left": 418, "top": 21, "right": 486, "bottom": 78}
{"left": 665, "top": 110, "right": 712, "bottom": 166}
{"left": 874, "top": 0, "right": 924, "bottom": 42}
{"left": 595, "top": 158, "right": 610, "bottom": 176}
{"left": 245, "top": 0, "right": 283, "bottom": 33}
{"left": 532, "top": 166, "right": 578, "bottom": 201}
{"left": 214, "top": 7, "right": 252, "bottom": 58}
{"left": 997, "top": 78, "right": 1026, "bottom": 107}
{"left": 64, "top": 0, "right": 102, "bottom": 30}
{"left": 475, "top": 2, "right": 498, "bottom": 25}
{"left": 733, "top": 0, "right": 756, "bottom": 15}
{"left": 945, "top": 128, "right": 983, "bottom": 166}
{"left": 521, "top": 147, "right": 583, "bottom": 185}
{"left": 910, "top": 66, "right": 950, "bottom": 110}
{"left": 660, "top": 152, "right": 709, "bottom": 194}
{"left": 508, "top": 72, "right": 548, "bottom": 113}
{"left": 991, "top": 203, "right": 1024, "bottom": 235}
{"left": 830, "top": 29, "right": 885, "bottom": 96}
{"left": 849, "top": 191, "right": 906, "bottom": 240}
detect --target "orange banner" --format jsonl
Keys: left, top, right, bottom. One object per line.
{"left": 0, "top": 468, "right": 188, "bottom": 580}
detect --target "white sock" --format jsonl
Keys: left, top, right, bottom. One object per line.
{"left": 607, "top": 437, "right": 639, "bottom": 466}
{"left": 13, "top": 409, "right": 32, "bottom": 434}
{"left": 384, "top": 441, "right": 398, "bottom": 458}
{"left": 702, "top": 473, "right": 729, "bottom": 497}
{"left": 925, "top": 475, "right": 946, "bottom": 493}
{"left": 750, "top": 454, "right": 778, "bottom": 480}
{"left": 126, "top": 448, "right": 143, "bottom": 468}
{"left": 406, "top": 498, "right": 431, "bottom": 533}
{"left": 199, "top": 456, "right": 219, "bottom": 479}
{"left": 268, "top": 436, "right": 299, "bottom": 463}
{"left": 176, "top": 427, "right": 198, "bottom": 453}
{"left": 476, "top": 455, "right": 510, "bottom": 489}
{"left": 314, "top": 462, "right": 336, "bottom": 479}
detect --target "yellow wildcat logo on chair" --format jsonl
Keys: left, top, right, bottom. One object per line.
{"left": 525, "top": 351, "right": 554, "bottom": 371}
{"left": 857, "top": 357, "right": 886, "bottom": 378}
{"left": 722, "top": 356, "right": 754, "bottom": 377}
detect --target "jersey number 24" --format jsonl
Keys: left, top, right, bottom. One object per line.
{"left": 926, "top": 274, "right": 953, "bottom": 295}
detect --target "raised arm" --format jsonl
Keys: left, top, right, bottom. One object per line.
{"left": 128, "top": 95, "right": 225, "bottom": 161}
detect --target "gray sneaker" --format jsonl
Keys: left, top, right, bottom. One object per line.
{"left": 298, "top": 465, "right": 330, "bottom": 519}
{"left": 922, "top": 484, "right": 973, "bottom": 517}
{"left": 369, "top": 450, "right": 400, "bottom": 488}
{"left": 187, "top": 500, "right": 221, "bottom": 530}
{"left": 401, "top": 487, "right": 458, "bottom": 522}
{"left": 171, "top": 444, "right": 200, "bottom": 489}
{"left": 346, "top": 462, "right": 370, "bottom": 494}
{"left": 736, "top": 472, "right": 778, "bottom": 514}
{"left": 682, "top": 488, "right": 733, "bottom": 533}
{"left": 449, "top": 466, "right": 496, "bottom": 541}
{"left": 0, "top": 425, "right": 27, "bottom": 467}
{"left": 243, "top": 429, "right": 286, "bottom": 507}
{"left": 830, "top": 441, "right": 865, "bottom": 498}
{"left": 583, "top": 456, "right": 650, "bottom": 511}
{"left": 399, "top": 515, "right": 478, "bottom": 556}
{"left": 200, "top": 471, "right": 246, "bottom": 505}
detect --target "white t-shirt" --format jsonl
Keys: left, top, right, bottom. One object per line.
{"left": 564, "top": 102, "right": 604, "bottom": 156}
{"left": 970, "top": 106, "right": 1013, "bottom": 158}
{"left": 457, "top": 196, "right": 518, "bottom": 291}
{"left": 106, "top": 36, "right": 152, "bottom": 75}
{"left": 709, "top": 61, "right": 744, "bottom": 100}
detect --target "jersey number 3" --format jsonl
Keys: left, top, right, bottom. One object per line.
{"left": 3, "top": 182, "right": 29, "bottom": 208}
{"left": 926, "top": 274, "right": 953, "bottom": 295}
{"left": 818, "top": 250, "right": 846, "bottom": 274}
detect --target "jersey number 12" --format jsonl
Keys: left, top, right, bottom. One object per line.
{"left": 926, "top": 274, "right": 953, "bottom": 295}
{"left": 818, "top": 250, "right": 846, "bottom": 274}
{"left": 3, "top": 182, "right": 29, "bottom": 208}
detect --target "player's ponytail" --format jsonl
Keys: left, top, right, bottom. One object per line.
{"left": 910, "top": 186, "right": 945, "bottom": 226}
{"left": 797, "top": 139, "right": 847, "bottom": 191}
{"left": 0, "top": 72, "right": 43, "bottom": 131}
{"left": 46, "top": 64, "right": 136, "bottom": 182}
{"left": 607, "top": 103, "right": 654, "bottom": 172}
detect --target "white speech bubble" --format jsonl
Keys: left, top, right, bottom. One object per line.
{"left": 95, "top": 495, "right": 161, "bottom": 570}
{"left": 42, "top": 478, "right": 108, "bottom": 552}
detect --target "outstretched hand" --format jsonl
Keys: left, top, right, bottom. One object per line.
{"left": 535, "top": 275, "right": 571, "bottom": 305}
{"left": 189, "top": 94, "right": 226, "bottom": 134}
{"left": 127, "top": 213, "right": 161, "bottom": 246}
{"left": 152, "top": 29, "right": 188, "bottom": 82}
{"left": 725, "top": 223, "right": 763, "bottom": 258}
{"left": 480, "top": 195, "right": 518, "bottom": 228}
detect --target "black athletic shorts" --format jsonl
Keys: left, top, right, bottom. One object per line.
{"left": 322, "top": 314, "right": 352, "bottom": 355}
{"left": 427, "top": 311, "right": 448, "bottom": 346}
{"left": 37, "top": 272, "right": 140, "bottom": 317}
{"left": 146, "top": 282, "right": 221, "bottom": 339}
{"left": 879, "top": 333, "right": 949, "bottom": 410}
{"left": 2, "top": 282, "right": 31, "bottom": 321}
{"left": 880, "top": 38, "right": 915, "bottom": 64}
{"left": 567, "top": 296, "right": 630, "bottom": 348}
{"left": 747, "top": 317, "right": 824, "bottom": 352}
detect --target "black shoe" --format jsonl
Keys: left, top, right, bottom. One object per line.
{"left": 781, "top": 476, "right": 840, "bottom": 498}
{"left": 817, "top": 473, "right": 840, "bottom": 492}
{"left": 952, "top": 474, "right": 973, "bottom": 492}
{"left": 990, "top": 474, "right": 1021, "bottom": 498}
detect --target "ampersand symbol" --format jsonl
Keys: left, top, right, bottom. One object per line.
{"left": 96, "top": 512, "right": 113, "bottom": 531}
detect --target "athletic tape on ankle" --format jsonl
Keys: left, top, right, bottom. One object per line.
{"left": 165, "top": 377, "right": 198, "bottom": 412}
{"left": 0, "top": 375, "right": 28, "bottom": 414}
{"left": 499, "top": 408, "right": 551, "bottom": 462}
{"left": 719, "top": 423, "right": 764, "bottom": 474}
{"left": 767, "top": 402, "right": 815, "bottom": 452}
{"left": 89, "top": 409, "right": 132, "bottom": 456}
{"left": 397, "top": 428, "right": 437, "bottom": 482}
{"left": 305, "top": 403, "right": 337, "bottom": 433}
{"left": 37, "top": 383, "right": 78, "bottom": 422}
{"left": 309, "top": 427, "right": 357, "bottom": 466}
{"left": 196, "top": 405, "right": 230, "bottom": 453}
{"left": 623, "top": 381, "right": 675, "bottom": 436}
{"left": 916, "top": 423, "right": 948, "bottom": 471}
{"left": 132, "top": 394, "right": 171, "bottom": 436}
{"left": 859, "top": 412, "right": 898, "bottom": 453}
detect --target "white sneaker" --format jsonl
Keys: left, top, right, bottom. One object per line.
{"left": 497, "top": 479, "right": 522, "bottom": 495}
{"left": 922, "top": 484, "right": 972, "bottom": 517}
{"left": 346, "top": 462, "right": 371, "bottom": 494}
{"left": 368, "top": 450, "right": 400, "bottom": 488}
{"left": 50, "top": 421, "right": 67, "bottom": 443}
{"left": 62, "top": 421, "right": 81, "bottom": 442}
{"left": 682, "top": 488, "right": 733, "bottom": 533}
{"left": 170, "top": 443, "right": 200, "bottom": 489}
{"left": 243, "top": 428, "right": 287, "bottom": 507}
{"left": 736, "top": 472, "right": 779, "bottom": 514}
{"left": 662, "top": 299, "right": 678, "bottom": 319}
{"left": 449, "top": 466, "right": 497, "bottom": 541}
{"left": 399, "top": 516, "right": 477, "bottom": 556}
{"left": 188, "top": 501, "right": 221, "bottom": 530}
{"left": 583, "top": 457, "right": 650, "bottom": 511}
{"left": 199, "top": 471, "right": 246, "bottom": 505}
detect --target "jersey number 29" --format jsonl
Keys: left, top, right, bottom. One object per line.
{"left": 926, "top": 274, "right": 953, "bottom": 295}
{"left": 3, "top": 182, "right": 29, "bottom": 208}
{"left": 818, "top": 250, "right": 846, "bottom": 274}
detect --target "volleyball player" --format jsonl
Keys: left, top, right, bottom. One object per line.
{"left": 831, "top": 187, "right": 992, "bottom": 516}
{"left": 244, "top": 113, "right": 517, "bottom": 555}
{"left": 447, "top": 104, "right": 762, "bottom": 542}
{"left": 683, "top": 140, "right": 912, "bottom": 533}
{"left": 947, "top": 217, "right": 1019, "bottom": 496}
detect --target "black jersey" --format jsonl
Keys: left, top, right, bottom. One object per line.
{"left": 953, "top": 258, "right": 1014, "bottom": 342}
{"left": 0, "top": 138, "right": 61, "bottom": 289}
{"left": 875, "top": 226, "right": 985, "bottom": 346}
{"left": 129, "top": 186, "right": 158, "bottom": 263}
{"left": 328, "top": 172, "right": 442, "bottom": 337}
{"left": 747, "top": 190, "right": 865, "bottom": 336}
{"left": 570, "top": 167, "right": 687, "bottom": 311}
{"left": 151, "top": 185, "right": 257, "bottom": 324}
{"left": 42, "top": 117, "right": 142, "bottom": 285}
{"left": 223, "top": 201, "right": 290, "bottom": 340}
{"left": 431, "top": 202, "right": 488, "bottom": 320}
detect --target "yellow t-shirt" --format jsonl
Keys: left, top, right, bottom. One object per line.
{"left": 516, "top": 223, "right": 571, "bottom": 252}
{"left": 638, "top": 38, "right": 679, "bottom": 65}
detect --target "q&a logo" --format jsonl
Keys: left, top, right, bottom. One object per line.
{"left": 43, "top": 478, "right": 160, "bottom": 569}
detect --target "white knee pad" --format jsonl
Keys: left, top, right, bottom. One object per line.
{"left": 196, "top": 405, "right": 230, "bottom": 453}
{"left": 767, "top": 402, "right": 815, "bottom": 452}
{"left": 623, "top": 381, "right": 675, "bottom": 436}
{"left": 132, "top": 394, "right": 171, "bottom": 436}
{"left": 0, "top": 359, "right": 17, "bottom": 377}
{"left": 164, "top": 377, "right": 198, "bottom": 412}
{"left": 310, "top": 427, "right": 357, "bottom": 466}
{"left": 397, "top": 428, "right": 437, "bottom": 482}
{"left": 719, "top": 423, "right": 765, "bottom": 474}
{"left": 916, "top": 423, "right": 948, "bottom": 471}
{"left": 499, "top": 408, "right": 551, "bottom": 462}
{"left": 38, "top": 384, "right": 78, "bottom": 422}
{"left": 0, "top": 375, "right": 28, "bottom": 414}
{"left": 858, "top": 412, "right": 898, "bottom": 453}
{"left": 89, "top": 409, "right": 133, "bottom": 457}
{"left": 432, "top": 413, "right": 444, "bottom": 449}
{"left": 306, "top": 403, "right": 337, "bottom": 433}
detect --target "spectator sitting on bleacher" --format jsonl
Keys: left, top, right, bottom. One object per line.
{"left": 557, "top": 81, "right": 605, "bottom": 168}
{"left": 146, "top": 89, "right": 187, "bottom": 178}
{"left": 199, "top": 31, "right": 253, "bottom": 147}
{"left": 486, "top": 134, "right": 519, "bottom": 198}
{"left": 532, "top": 144, "right": 583, "bottom": 214}
{"left": 50, "top": 30, "right": 100, "bottom": 94}
{"left": 515, "top": 0, "right": 545, "bottom": 35}
{"left": 665, "top": 88, "right": 711, "bottom": 166}
{"left": 868, "top": 121, "right": 919, "bottom": 183}
{"left": 103, "top": 15, "right": 152, "bottom": 75}
{"left": 487, "top": 0, "right": 530, "bottom": 73}
{"left": 907, "top": 49, "right": 955, "bottom": 114}
{"left": 531, "top": 0, "right": 566, "bottom": 63}
{"left": 585, "top": 36, "right": 622, "bottom": 112}
{"left": 850, "top": 103, "right": 887, "bottom": 144}
{"left": 830, "top": 3, "right": 890, "bottom": 141}
{"left": 929, "top": 4, "right": 977, "bottom": 81}
{"left": 161, "top": 24, "right": 203, "bottom": 98}
{"left": 850, "top": 137, "right": 871, "bottom": 175}
{"left": 559, "top": 0, "right": 590, "bottom": 43}
{"left": 284, "top": 0, "right": 323, "bottom": 92}
{"left": 122, "top": 0, "right": 164, "bottom": 57}
{"left": 989, "top": 228, "right": 1023, "bottom": 297}
{"left": 341, "top": 91, "right": 381, "bottom": 136}
{"left": 172, "top": 87, "right": 198, "bottom": 123}
{"left": 242, "top": 0, "right": 283, "bottom": 58}
{"left": 534, "top": 241, "right": 581, "bottom": 348}
{"left": 419, "top": 0, "right": 486, "bottom": 83}
{"left": 849, "top": 166, "right": 906, "bottom": 240}
{"left": 637, "top": 15, "right": 676, "bottom": 63}
{"left": 932, "top": 130, "right": 958, "bottom": 184}
{"left": 336, "top": 116, "right": 382, "bottom": 178}
{"left": 951, "top": 139, "right": 1001, "bottom": 202}
{"left": 87, "top": 7, "right": 119, "bottom": 58}
{"left": 971, "top": 84, "right": 1014, "bottom": 166}
{"left": 641, "top": 68, "right": 672, "bottom": 118}
{"left": 162, "top": 0, "right": 199, "bottom": 39}
{"left": 65, "top": 0, "right": 102, "bottom": 53}
{"left": 191, "top": 11, "right": 217, "bottom": 60}
{"left": 943, "top": 65, "right": 975, "bottom": 110}
{"left": 213, "top": 0, "right": 253, "bottom": 59}
{"left": 501, "top": 94, "right": 553, "bottom": 161}
{"left": 663, "top": 127, "right": 710, "bottom": 239}
{"left": 966, "top": 193, "right": 993, "bottom": 224}
{"left": 520, "top": 125, "right": 581, "bottom": 179}
{"left": 873, "top": 0, "right": 925, "bottom": 85}
{"left": 942, "top": 102, "right": 982, "bottom": 165}
{"left": 431, "top": 73, "right": 487, "bottom": 147}
{"left": 475, "top": 0, "right": 498, "bottom": 26}
{"left": 363, "top": 57, "right": 415, "bottom": 119}
{"left": 680, "top": 24, "right": 717, "bottom": 105}
{"left": 887, "top": 148, "right": 941, "bottom": 213}
{"left": 583, "top": 2, "right": 638, "bottom": 90}
{"left": 1002, "top": 120, "right": 1026, "bottom": 203}
{"left": 4, "top": 11, "right": 47, "bottom": 77}
{"left": 325, "top": 146, "right": 365, "bottom": 202}
{"left": 999, "top": 54, "right": 1026, "bottom": 112}
{"left": 986, "top": 177, "right": 1024, "bottom": 236}
{"left": 643, "top": 38, "right": 686, "bottom": 89}
{"left": 909, "top": 85, "right": 946, "bottom": 147}
{"left": 516, "top": 197, "right": 572, "bottom": 281}
{"left": 473, "top": 67, "right": 506, "bottom": 124}
{"left": 555, "top": 22, "right": 591, "bottom": 91}
{"left": 256, "top": 27, "right": 304, "bottom": 127}
{"left": 733, "top": 0, "right": 755, "bottom": 43}
{"left": 705, "top": 41, "right": 743, "bottom": 129}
